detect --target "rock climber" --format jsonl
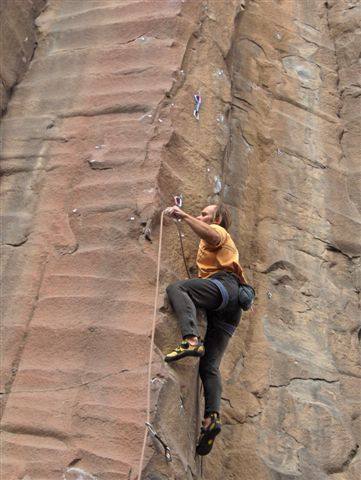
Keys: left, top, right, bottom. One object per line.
{"left": 164, "top": 203, "right": 251, "bottom": 456}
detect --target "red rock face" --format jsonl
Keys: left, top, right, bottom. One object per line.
{"left": 0, "top": 0, "right": 46, "bottom": 116}
{"left": 1, "top": 1, "right": 202, "bottom": 478}
{"left": 1, "top": 1, "right": 360, "bottom": 480}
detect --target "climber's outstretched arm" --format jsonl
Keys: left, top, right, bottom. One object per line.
{"left": 164, "top": 206, "right": 220, "bottom": 246}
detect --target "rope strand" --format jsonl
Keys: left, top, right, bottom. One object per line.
{"left": 137, "top": 210, "right": 165, "bottom": 480}
{"left": 174, "top": 219, "right": 191, "bottom": 279}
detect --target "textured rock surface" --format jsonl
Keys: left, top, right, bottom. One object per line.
{"left": 0, "top": 0, "right": 46, "bottom": 115}
{"left": 1, "top": 1, "right": 360, "bottom": 480}
{"left": 207, "top": 1, "right": 361, "bottom": 479}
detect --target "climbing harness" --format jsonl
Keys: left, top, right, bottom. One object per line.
{"left": 193, "top": 93, "right": 202, "bottom": 120}
{"left": 210, "top": 278, "right": 255, "bottom": 312}
{"left": 145, "top": 422, "right": 172, "bottom": 462}
{"left": 209, "top": 278, "right": 229, "bottom": 311}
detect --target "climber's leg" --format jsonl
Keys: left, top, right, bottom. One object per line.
{"left": 199, "top": 322, "right": 230, "bottom": 416}
{"left": 165, "top": 279, "right": 222, "bottom": 362}
{"left": 196, "top": 322, "right": 230, "bottom": 454}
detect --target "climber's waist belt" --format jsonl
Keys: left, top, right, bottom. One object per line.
{"left": 209, "top": 278, "right": 229, "bottom": 311}
{"left": 210, "top": 276, "right": 255, "bottom": 312}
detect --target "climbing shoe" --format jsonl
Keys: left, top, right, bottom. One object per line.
{"left": 164, "top": 340, "right": 204, "bottom": 363}
{"left": 196, "top": 414, "right": 222, "bottom": 456}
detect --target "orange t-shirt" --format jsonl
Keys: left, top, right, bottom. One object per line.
{"left": 196, "top": 224, "right": 246, "bottom": 284}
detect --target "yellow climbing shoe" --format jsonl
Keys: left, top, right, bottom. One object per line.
{"left": 164, "top": 340, "right": 205, "bottom": 363}
{"left": 196, "top": 413, "right": 222, "bottom": 456}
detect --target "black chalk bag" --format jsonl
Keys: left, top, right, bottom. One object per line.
{"left": 238, "top": 284, "right": 255, "bottom": 311}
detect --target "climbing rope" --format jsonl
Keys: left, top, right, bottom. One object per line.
{"left": 173, "top": 194, "right": 191, "bottom": 279}
{"left": 195, "top": 371, "right": 204, "bottom": 478}
{"left": 136, "top": 206, "right": 197, "bottom": 478}
{"left": 174, "top": 219, "right": 191, "bottom": 279}
{"left": 136, "top": 209, "right": 165, "bottom": 480}
{"left": 171, "top": 213, "right": 204, "bottom": 479}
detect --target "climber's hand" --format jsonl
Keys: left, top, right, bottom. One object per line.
{"left": 164, "top": 206, "right": 187, "bottom": 220}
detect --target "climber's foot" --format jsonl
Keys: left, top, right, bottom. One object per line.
{"left": 164, "top": 340, "right": 204, "bottom": 363}
{"left": 196, "top": 413, "right": 221, "bottom": 456}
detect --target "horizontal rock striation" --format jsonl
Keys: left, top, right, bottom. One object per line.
{"left": 1, "top": 1, "right": 204, "bottom": 479}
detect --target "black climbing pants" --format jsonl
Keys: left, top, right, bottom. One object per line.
{"left": 166, "top": 272, "right": 242, "bottom": 417}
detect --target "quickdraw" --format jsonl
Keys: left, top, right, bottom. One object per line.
{"left": 145, "top": 422, "right": 172, "bottom": 462}
{"left": 193, "top": 94, "right": 202, "bottom": 120}
{"left": 173, "top": 194, "right": 190, "bottom": 279}
{"left": 174, "top": 194, "right": 183, "bottom": 208}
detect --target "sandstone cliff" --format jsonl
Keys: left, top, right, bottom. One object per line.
{"left": 0, "top": 0, "right": 46, "bottom": 115}
{"left": 1, "top": 1, "right": 360, "bottom": 480}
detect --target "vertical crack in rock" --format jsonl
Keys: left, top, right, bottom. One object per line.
{"left": 148, "top": 1, "right": 249, "bottom": 478}
{"left": 210, "top": 0, "right": 361, "bottom": 479}
{"left": 0, "top": 0, "right": 47, "bottom": 116}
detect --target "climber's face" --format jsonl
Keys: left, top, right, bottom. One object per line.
{"left": 196, "top": 205, "right": 218, "bottom": 225}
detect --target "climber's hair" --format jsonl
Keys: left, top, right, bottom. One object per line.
{"left": 212, "top": 203, "right": 232, "bottom": 231}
